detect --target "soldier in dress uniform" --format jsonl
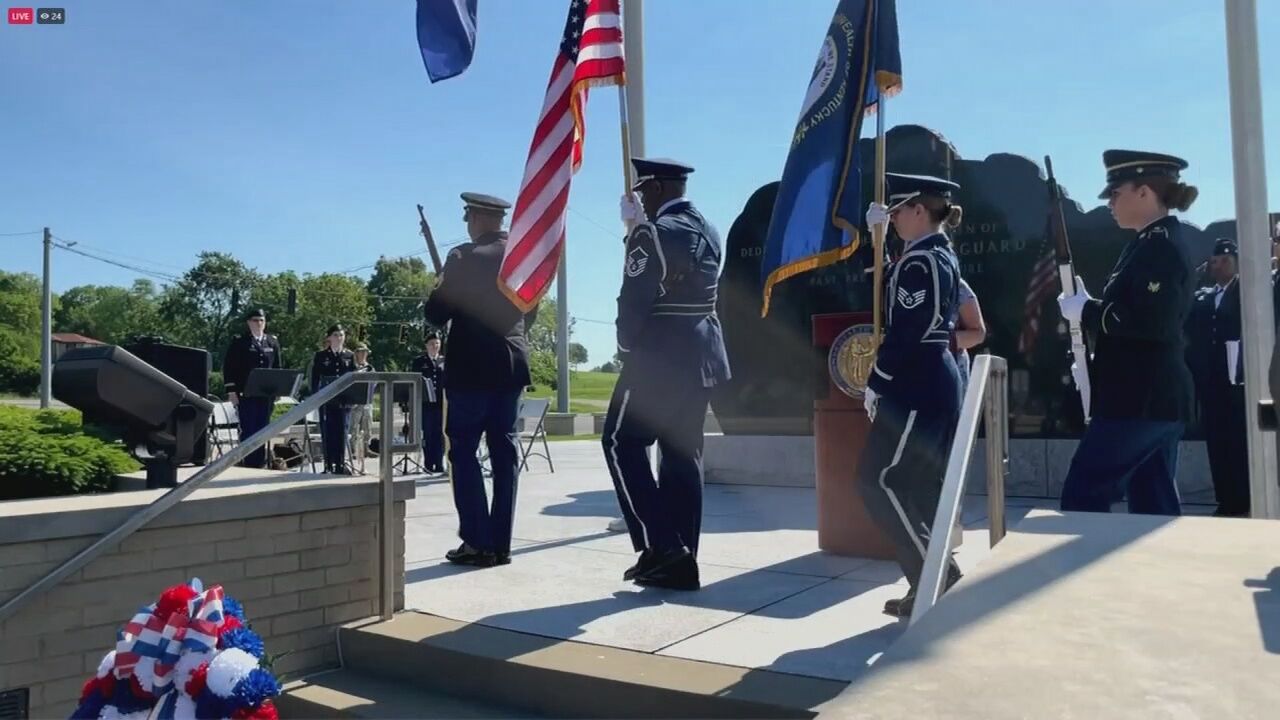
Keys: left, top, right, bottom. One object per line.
{"left": 222, "top": 308, "right": 282, "bottom": 469}
{"left": 1057, "top": 150, "right": 1198, "bottom": 516}
{"left": 410, "top": 332, "right": 447, "bottom": 474}
{"left": 310, "top": 324, "right": 356, "bottom": 474}
{"left": 603, "top": 157, "right": 731, "bottom": 591}
{"left": 424, "top": 192, "right": 537, "bottom": 568}
{"left": 859, "top": 173, "right": 965, "bottom": 618}
{"left": 1186, "top": 239, "right": 1248, "bottom": 516}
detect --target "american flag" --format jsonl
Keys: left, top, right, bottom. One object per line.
{"left": 498, "top": 0, "right": 626, "bottom": 311}
{"left": 1018, "top": 237, "right": 1059, "bottom": 360}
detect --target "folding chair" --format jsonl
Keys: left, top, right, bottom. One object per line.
{"left": 517, "top": 398, "right": 553, "bottom": 472}
{"left": 206, "top": 400, "right": 239, "bottom": 459}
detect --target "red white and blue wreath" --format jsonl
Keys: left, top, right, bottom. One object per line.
{"left": 71, "top": 578, "right": 281, "bottom": 720}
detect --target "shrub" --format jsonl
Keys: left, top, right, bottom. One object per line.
{"left": 0, "top": 406, "right": 139, "bottom": 500}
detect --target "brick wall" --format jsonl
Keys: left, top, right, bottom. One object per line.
{"left": 0, "top": 502, "right": 406, "bottom": 718}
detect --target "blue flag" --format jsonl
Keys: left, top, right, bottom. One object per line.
{"left": 760, "top": 0, "right": 901, "bottom": 317}
{"left": 416, "top": 0, "right": 479, "bottom": 83}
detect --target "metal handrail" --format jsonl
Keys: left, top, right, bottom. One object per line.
{"left": 0, "top": 371, "right": 422, "bottom": 625}
{"left": 909, "top": 354, "right": 1009, "bottom": 626}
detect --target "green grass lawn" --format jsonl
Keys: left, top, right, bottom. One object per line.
{"left": 525, "top": 370, "right": 617, "bottom": 413}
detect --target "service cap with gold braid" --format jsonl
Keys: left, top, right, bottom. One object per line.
{"left": 1097, "top": 149, "right": 1188, "bottom": 199}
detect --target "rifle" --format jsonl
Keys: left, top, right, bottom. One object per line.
{"left": 1045, "top": 155, "right": 1092, "bottom": 421}
{"left": 416, "top": 204, "right": 444, "bottom": 274}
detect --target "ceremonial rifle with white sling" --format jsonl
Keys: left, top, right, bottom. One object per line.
{"left": 1045, "top": 155, "right": 1092, "bottom": 421}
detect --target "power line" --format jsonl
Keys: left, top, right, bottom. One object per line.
{"left": 0, "top": 230, "right": 43, "bottom": 237}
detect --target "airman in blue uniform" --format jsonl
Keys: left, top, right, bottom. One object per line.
{"left": 1058, "top": 150, "right": 1198, "bottom": 516}
{"left": 1186, "top": 239, "right": 1248, "bottom": 516}
{"left": 603, "top": 157, "right": 731, "bottom": 591}
{"left": 859, "top": 173, "right": 965, "bottom": 618}
{"left": 410, "top": 332, "right": 447, "bottom": 474}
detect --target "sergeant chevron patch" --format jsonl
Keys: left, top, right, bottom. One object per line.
{"left": 897, "top": 286, "right": 926, "bottom": 309}
{"left": 626, "top": 246, "right": 649, "bottom": 277}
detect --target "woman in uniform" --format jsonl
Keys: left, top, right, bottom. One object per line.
{"left": 311, "top": 324, "right": 356, "bottom": 474}
{"left": 1057, "top": 150, "right": 1197, "bottom": 516}
{"left": 860, "top": 173, "right": 966, "bottom": 619}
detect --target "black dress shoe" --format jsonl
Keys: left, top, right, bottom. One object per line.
{"left": 494, "top": 551, "right": 511, "bottom": 565}
{"left": 886, "top": 566, "right": 963, "bottom": 618}
{"left": 623, "top": 550, "right": 656, "bottom": 581}
{"left": 446, "top": 543, "right": 497, "bottom": 567}
{"left": 634, "top": 549, "right": 700, "bottom": 591}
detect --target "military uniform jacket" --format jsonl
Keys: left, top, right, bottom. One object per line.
{"left": 410, "top": 353, "right": 446, "bottom": 404}
{"left": 616, "top": 199, "right": 731, "bottom": 388}
{"left": 310, "top": 347, "right": 356, "bottom": 394}
{"left": 1186, "top": 279, "right": 1243, "bottom": 391}
{"left": 1081, "top": 215, "right": 1194, "bottom": 422}
{"left": 868, "top": 233, "right": 961, "bottom": 408}
{"left": 222, "top": 332, "right": 282, "bottom": 396}
{"left": 423, "top": 232, "right": 537, "bottom": 392}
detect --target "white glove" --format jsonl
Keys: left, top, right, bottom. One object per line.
{"left": 620, "top": 192, "right": 644, "bottom": 227}
{"left": 865, "top": 202, "right": 890, "bottom": 229}
{"left": 863, "top": 386, "right": 879, "bottom": 421}
{"left": 1070, "top": 363, "right": 1088, "bottom": 392}
{"left": 1057, "top": 277, "right": 1092, "bottom": 323}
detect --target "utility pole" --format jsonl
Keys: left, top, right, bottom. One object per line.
{"left": 1223, "top": 0, "right": 1279, "bottom": 518}
{"left": 40, "top": 227, "right": 52, "bottom": 408}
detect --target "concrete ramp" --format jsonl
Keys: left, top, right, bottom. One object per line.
{"left": 818, "top": 510, "right": 1280, "bottom": 719}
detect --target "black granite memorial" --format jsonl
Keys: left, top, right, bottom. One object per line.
{"left": 712, "top": 124, "right": 1272, "bottom": 439}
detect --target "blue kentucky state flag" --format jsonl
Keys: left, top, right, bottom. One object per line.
{"left": 760, "top": 0, "right": 901, "bottom": 317}
{"left": 416, "top": 0, "right": 479, "bottom": 83}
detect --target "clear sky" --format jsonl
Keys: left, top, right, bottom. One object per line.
{"left": 2, "top": 0, "right": 1278, "bottom": 369}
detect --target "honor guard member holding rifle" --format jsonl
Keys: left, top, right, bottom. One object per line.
{"left": 311, "top": 324, "right": 356, "bottom": 475}
{"left": 1058, "top": 150, "right": 1197, "bottom": 516}
{"left": 222, "top": 308, "right": 282, "bottom": 469}
{"left": 604, "top": 157, "right": 731, "bottom": 591}
{"left": 860, "top": 174, "right": 965, "bottom": 619}
{"left": 410, "top": 332, "right": 447, "bottom": 474}
{"left": 424, "top": 192, "right": 537, "bottom": 568}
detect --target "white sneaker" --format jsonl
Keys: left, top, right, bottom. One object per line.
{"left": 607, "top": 517, "right": 628, "bottom": 533}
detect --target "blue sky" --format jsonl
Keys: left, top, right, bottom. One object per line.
{"left": 2, "top": 0, "right": 1278, "bottom": 369}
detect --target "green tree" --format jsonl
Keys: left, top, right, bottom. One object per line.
{"left": 0, "top": 271, "right": 44, "bottom": 394}
{"left": 568, "top": 342, "right": 588, "bottom": 369}
{"left": 365, "top": 256, "right": 435, "bottom": 371}
{"left": 158, "top": 252, "right": 260, "bottom": 365}
{"left": 54, "top": 279, "right": 160, "bottom": 344}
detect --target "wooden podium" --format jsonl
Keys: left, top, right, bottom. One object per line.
{"left": 812, "top": 312, "right": 897, "bottom": 560}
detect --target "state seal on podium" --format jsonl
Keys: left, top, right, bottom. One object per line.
{"left": 828, "top": 324, "right": 877, "bottom": 398}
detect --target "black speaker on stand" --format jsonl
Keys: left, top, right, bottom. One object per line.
{"left": 123, "top": 336, "right": 213, "bottom": 465}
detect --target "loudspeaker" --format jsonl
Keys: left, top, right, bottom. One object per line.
{"left": 123, "top": 339, "right": 212, "bottom": 464}
{"left": 53, "top": 345, "right": 215, "bottom": 488}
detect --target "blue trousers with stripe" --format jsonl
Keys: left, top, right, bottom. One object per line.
{"left": 601, "top": 371, "right": 710, "bottom": 556}
{"left": 856, "top": 395, "right": 961, "bottom": 589}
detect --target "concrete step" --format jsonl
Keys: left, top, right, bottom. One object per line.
{"left": 278, "top": 668, "right": 536, "bottom": 718}
{"left": 322, "top": 611, "right": 849, "bottom": 719}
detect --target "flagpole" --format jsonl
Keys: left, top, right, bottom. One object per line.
{"left": 619, "top": 0, "right": 645, "bottom": 198}
{"left": 872, "top": 101, "right": 887, "bottom": 350}
{"left": 1223, "top": 0, "right": 1279, "bottom": 518}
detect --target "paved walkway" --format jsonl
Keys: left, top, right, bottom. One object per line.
{"left": 401, "top": 441, "right": 1080, "bottom": 683}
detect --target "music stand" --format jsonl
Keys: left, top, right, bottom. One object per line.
{"left": 388, "top": 378, "right": 428, "bottom": 476}
{"left": 243, "top": 369, "right": 304, "bottom": 400}
{"left": 242, "top": 369, "right": 303, "bottom": 468}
